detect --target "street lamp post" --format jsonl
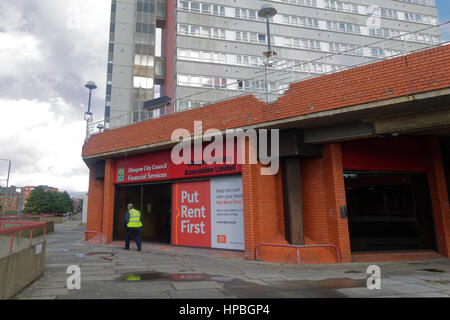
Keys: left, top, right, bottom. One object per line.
{"left": 258, "top": 4, "right": 278, "bottom": 103}
{"left": 84, "top": 81, "right": 97, "bottom": 140}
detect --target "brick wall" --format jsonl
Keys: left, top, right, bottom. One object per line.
{"left": 102, "top": 159, "right": 115, "bottom": 243}
{"left": 83, "top": 45, "right": 450, "bottom": 263}
{"left": 83, "top": 46, "right": 450, "bottom": 159}
{"left": 426, "top": 135, "right": 450, "bottom": 257}
{"left": 85, "top": 166, "right": 104, "bottom": 241}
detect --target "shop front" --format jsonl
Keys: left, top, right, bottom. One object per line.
{"left": 342, "top": 136, "right": 438, "bottom": 253}
{"left": 111, "top": 148, "right": 245, "bottom": 251}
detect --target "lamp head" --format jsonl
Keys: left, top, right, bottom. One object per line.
{"left": 85, "top": 81, "right": 97, "bottom": 91}
{"left": 258, "top": 4, "right": 277, "bottom": 19}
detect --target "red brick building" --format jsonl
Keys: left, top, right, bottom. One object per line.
{"left": 82, "top": 46, "right": 450, "bottom": 264}
{"left": 0, "top": 187, "right": 21, "bottom": 213}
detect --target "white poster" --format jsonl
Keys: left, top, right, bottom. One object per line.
{"left": 210, "top": 176, "right": 245, "bottom": 250}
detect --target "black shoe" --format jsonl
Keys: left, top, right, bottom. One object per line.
{"left": 138, "top": 248, "right": 141, "bottom": 252}
{"left": 124, "top": 248, "right": 129, "bottom": 250}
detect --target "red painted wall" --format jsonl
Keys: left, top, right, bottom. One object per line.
{"left": 341, "top": 136, "right": 428, "bottom": 173}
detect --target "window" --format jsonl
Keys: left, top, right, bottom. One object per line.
{"left": 190, "top": 50, "right": 200, "bottom": 59}
{"left": 189, "top": 25, "right": 199, "bottom": 36}
{"left": 201, "top": 51, "right": 211, "bottom": 61}
{"left": 258, "top": 34, "right": 266, "bottom": 44}
{"left": 179, "top": 49, "right": 189, "bottom": 58}
{"left": 179, "top": 24, "right": 189, "bottom": 35}
{"left": 134, "top": 76, "right": 154, "bottom": 89}
{"left": 284, "top": 37, "right": 291, "bottom": 46}
{"left": 202, "top": 77, "right": 212, "bottom": 88}
{"left": 190, "top": 2, "right": 200, "bottom": 12}
{"left": 214, "top": 77, "right": 227, "bottom": 88}
{"left": 201, "top": 4, "right": 211, "bottom": 14}
{"left": 200, "top": 26, "right": 211, "bottom": 37}
{"left": 178, "top": 75, "right": 189, "bottom": 85}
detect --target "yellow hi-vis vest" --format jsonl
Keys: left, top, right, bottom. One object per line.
{"left": 127, "top": 209, "right": 142, "bottom": 228}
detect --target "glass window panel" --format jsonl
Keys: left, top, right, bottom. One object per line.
{"left": 191, "top": 26, "right": 200, "bottom": 36}
{"left": 201, "top": 51, "right": 211, "bottom": 61}
{"left": 179, "top": 49, "right": 189, "bottom": 58}
{"left": 191, "top": 2, "right": 200, "bottom": 12}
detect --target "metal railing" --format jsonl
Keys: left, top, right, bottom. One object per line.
{"left": 86, "top": 21, "right": 449, "bottom": 138}
{"left": 255, "top": 243, "right": 341, "bottom": 264}
{"left": 0, "top": 213, "right": 68, "bottom": 219}
{"left": 0, "top": 220, "right": 47, "bottom": 254}
{"left": 84, "top": 230, "right": 106, "bottom": 244}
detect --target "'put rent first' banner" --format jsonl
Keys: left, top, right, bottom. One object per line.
{"left": 172, "top": 176, "right": 245, "bottom": 251}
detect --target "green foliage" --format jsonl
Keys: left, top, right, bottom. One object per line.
{"left": 23, "top": 186, "right": 74, "bottom": 215}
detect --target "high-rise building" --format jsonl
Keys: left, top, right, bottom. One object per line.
{"left": 104, "top": 0, "right": 441, "bottom": 128}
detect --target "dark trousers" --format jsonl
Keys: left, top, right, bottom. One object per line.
{"left": 125, "top": 227, "right": 142, "bottom": 250}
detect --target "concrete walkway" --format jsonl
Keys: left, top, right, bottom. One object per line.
{"left": 14, "top": 223, "right": 450, "bottom": 299}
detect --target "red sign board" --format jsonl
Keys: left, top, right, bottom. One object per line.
{"left": 172, "top": 180, "right": 211, "bottom": 248}
{"left": 114, "top": 150, "right": 170, "bottom": 184}
{"left": 113, "top": 146, "right": 241, "bottom": 184}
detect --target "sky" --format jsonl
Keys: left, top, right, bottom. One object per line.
{"left": 436, "top": 0, "right": 450, "bottom": 41}
{"left": 0, "top": 0, "right": 449, "bottom": 193}
{"left": 0, "top": 0, "right": 111, "bottom": 193}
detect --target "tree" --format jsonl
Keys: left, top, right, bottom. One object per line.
{"left": 24, "top": 187, "right": 74, "bottom": 215}
{"left": 24, "top": 186, "right": 46, "bottom": 215}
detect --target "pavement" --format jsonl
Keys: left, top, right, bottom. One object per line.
{"left": 13, "top": 222, "right": 450, "bottom": 299}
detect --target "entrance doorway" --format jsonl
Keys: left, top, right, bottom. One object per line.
{"left": 114, "top": 183, "right": 172, "bottom": 243}
{"left": 344, "top": 172, "right": 437, "bottom": 252}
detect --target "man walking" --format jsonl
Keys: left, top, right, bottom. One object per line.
{"left": 122, "top": 203, "right": 142, "bottom": 251}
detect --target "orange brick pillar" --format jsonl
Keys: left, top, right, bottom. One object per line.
{"left": 242, "top": 139, "right": 261, "bottom": 260}
{"left": 322, "top": 143, "right": 352, "bottom": 263}
{"left": 85, "top": 165, "right": 104, "bottom": 241}
{"left": 102, "top": 159, "right": 115, "bottom": 243}
{"left": 426, "top": 135, "right": 450, "bottom": 257}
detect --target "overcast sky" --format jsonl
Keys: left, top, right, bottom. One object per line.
{"left": 0, "top": 0, "right": 110, "bottom": 193}
{"left": 0, "top": 1, "right": 448, "bottom": 194}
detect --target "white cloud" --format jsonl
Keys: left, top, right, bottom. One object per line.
{"left": 0, "top": 98, "right": 89, "bottom": 192}
{"left": 0, "top": 0, "right": 112, "bottom": 192}
{"left": 0, "top": 33, "right": 44, "bottom": 78}
{"left": 0, "top": 2, "right": 27, "bottom": 32}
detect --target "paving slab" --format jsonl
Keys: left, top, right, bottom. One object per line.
{"left": 383, "top": 283, "right": 442, "bottom": 294}
{"left": 14, "top": 223, "right": 450, "bottom": 300}
{"left": 29, "top": 281, "right": 68, "bottom": 289}
{"left": 24, "top": 288, "right": 69, "bottom": 297}
{"left": 169, "top": 289, "right": 230, "bottom": 299}
{"left": 19, "top": 296, "right": 57, "bottom": 300}
{"left": 336, "top": 287, "right": 397, "bottom": 297}
{"left": 172, "top": 281, "right": 223, "bottom": 290}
